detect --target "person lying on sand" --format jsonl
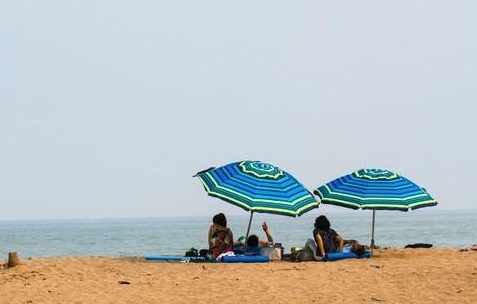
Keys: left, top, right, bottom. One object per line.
{"left": 252, "top": 221, "right": 274, "bottom": 245}
{"left": 235, "top": 222, "right": 274, "bottom": 255}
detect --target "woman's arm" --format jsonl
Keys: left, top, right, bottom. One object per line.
{"left": 314, "top": 233, "right": 326, "bottom": 257}
{"left": 208, "top": 225, "right": 213, "bottom": 245}
{"left": 336, "top": 235, "right": 344, "bottom": 252}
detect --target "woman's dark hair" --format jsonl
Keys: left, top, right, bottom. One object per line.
{"left": 314, "top": 215, "right": 331, "bottom": 231}
{"left": 246, "top": 235, "right": 259, "bottom": 247}
{"left": 212, "top": 213, "right": 227, "bottom": 227}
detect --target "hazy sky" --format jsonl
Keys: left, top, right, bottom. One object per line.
{"left": 1, "top": 1, "right": 476, "bottom": 220}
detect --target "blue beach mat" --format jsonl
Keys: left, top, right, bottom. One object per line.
{"left": 221, "top": 255, "right": 269, "bottom": 263}
{"left": 325, "top": 251, "right": 372, "bottom": 261}
{"left": 144, "top": 255, "right": 205, "bottom": 262}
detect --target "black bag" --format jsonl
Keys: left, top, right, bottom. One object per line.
{"left": 199, "top": 249, "right": 216, "bottom": 262}
{"left": 199, "top": 249, "right": 210, "bottom": 257}
{"left": 185, "top": 248, "right": 198, "bottom": 257}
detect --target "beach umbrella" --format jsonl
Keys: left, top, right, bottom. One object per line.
{"left": 314, "top": 168, "right": 437, "bottom": 249}
{"left": 195, "top": 160, "right": 318, "bottom": 239}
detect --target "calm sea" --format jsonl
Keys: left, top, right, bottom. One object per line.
{"left": 0, "top": 209, "right": 475, "bottom": 258}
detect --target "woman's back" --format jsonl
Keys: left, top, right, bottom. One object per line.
{"left": 314, "top": 228, "right": 339, "bottom": 253}
{"left": 209, "top": 225, "right": 234, "bottom": 257}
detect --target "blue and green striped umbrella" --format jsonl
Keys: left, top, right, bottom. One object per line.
{"left": 195, "top": 161, "right": 318, "bottom": 238}
{"left": 314, "top": 169, "right": 437, "bottom": 248}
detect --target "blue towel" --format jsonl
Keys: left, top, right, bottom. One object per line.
{"left": 144, "top": 255, "right": 205, "bottom": 262}
{"left": 325, "top": 251, "right": 372, "bottom": 261}
{"left": 221, "top": 255, "right": 269, "bottom": 263}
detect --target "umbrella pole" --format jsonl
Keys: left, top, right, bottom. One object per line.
{"left": 371, "top": 210, "right": 376, "bottom": 253}
{"left": 245, "top": 211, "right": 254, "bottom": 242}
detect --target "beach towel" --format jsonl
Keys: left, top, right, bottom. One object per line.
{"left": 144, "top": 255, "right": 206, "bottom": 262}
{"left": 216, "top": 251, "right": 235, "bottom": 262}
{"left": 325, "top": 251, "right": 372, "bottom": 261}
{"left": 221, "top": 255, "right": 269, "bottom": 263}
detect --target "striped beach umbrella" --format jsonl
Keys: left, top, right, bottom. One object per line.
{"left": 314, "top": 169, "right": 437, "bottom": 248}
{"left": 195, "top": 160, "right": 318, "bottom": 238}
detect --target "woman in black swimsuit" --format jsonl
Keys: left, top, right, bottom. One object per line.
{"left": 313, "top": 215, "right": 344, "bottom": 257}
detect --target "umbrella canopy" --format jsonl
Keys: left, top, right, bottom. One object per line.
{"left": 314, "top": 168, "right": 437, "bottom": 211}
{"left": 195, "top": 161, "right": 318, "bottom": 239}
{"left": 195, "top": 160, "right": 318, "bottom": 217}
{"left": 314, "top": 168, "right": 437, "bottom": 249}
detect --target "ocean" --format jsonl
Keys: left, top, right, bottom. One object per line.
{"left": 1, "top": 209, "right": 475, "bottom": 258}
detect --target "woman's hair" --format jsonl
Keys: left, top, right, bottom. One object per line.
{"left": 212, "top": 213, "right": 227, "bottom": 227}
{"left": 246, "top": 235, "right": 259, "bottom": 247}
{"left": 314, "top": 215, "right": 331, "bottom": 231}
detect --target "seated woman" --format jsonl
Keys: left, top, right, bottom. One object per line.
{"left": 208, "top": 213, "right": 234, "bottom": 258}
{"left": 313, "top": 215, "right": 344, "bottom": 257}
{"left": 304, "top": 216, "right": 365, "bottom": 260}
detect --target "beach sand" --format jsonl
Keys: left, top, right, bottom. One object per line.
{"left": 1, "top": 248, "right": 476, "bottom": 304}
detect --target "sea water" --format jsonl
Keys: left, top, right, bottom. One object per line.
{"left": 0, "top": 209, "right": 475, "bottom": 258}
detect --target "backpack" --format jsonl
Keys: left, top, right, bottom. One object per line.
{"left": 185, "top": 248, "right": 198, "bottom": 257}
{"left": 199, "top": 249, "right": 216, "bottom": 262}
{"left": 295, "top": 245, "right": 315, "bottom": 262}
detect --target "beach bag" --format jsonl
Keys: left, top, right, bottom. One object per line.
{"left": 295, "top": 246, "right": 315, "bottom": 262}
{"left": 199, "top": 249, "right": 216, "bottom": 262}
{"left": 199, "top": 249, "right": 210, "bottom": 257}
{"left": 260, "top": 247, "right": 282, "bottom": 260}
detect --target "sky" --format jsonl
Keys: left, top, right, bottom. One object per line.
{"left": 0, "top": 1, "right": 476, "bottom": 220}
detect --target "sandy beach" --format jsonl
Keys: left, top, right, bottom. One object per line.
{"left": 1, "top": 248, "right": 475, "bottom": 304}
